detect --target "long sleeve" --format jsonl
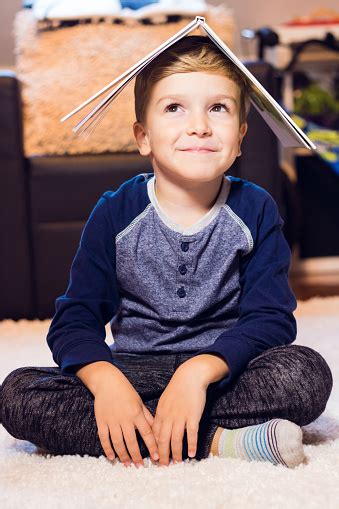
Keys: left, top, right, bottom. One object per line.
{"left": 193, "top": 192, "right": 297, "bottom": 391}
{"left": 46, "top": 193, "right": 120, "bottom": 375}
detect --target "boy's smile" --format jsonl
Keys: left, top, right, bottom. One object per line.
{"left": 133, "top": 71, "right": 247, "bottom": 216}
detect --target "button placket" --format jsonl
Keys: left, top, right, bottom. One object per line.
{"left": 176, "top": 239, "right": 193, "bottom": 301}
{"left": 179, "top": 264, "right": 187, "bottom": 275}
{"left": 180, "top": 241, "right": 189, "bottom": 252}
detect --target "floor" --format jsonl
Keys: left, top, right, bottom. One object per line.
{"left": 0, "top": 297, "right": 338, "bottom": 508}
{"left": 289, "top": 249, "right": 339, "bottom": 300}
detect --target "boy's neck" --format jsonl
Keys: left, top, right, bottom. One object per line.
{"left": 154, "top": 173, "right": 224, "bottom": 215}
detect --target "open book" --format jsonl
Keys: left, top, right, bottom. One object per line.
{"left": 61, "top": 16, "right": 316, "bottom": 150}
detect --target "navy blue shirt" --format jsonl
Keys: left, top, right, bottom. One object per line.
{"left": 46, "top": 173, "right": 297, "bottom": 391}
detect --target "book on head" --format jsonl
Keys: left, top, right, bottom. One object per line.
{"left": 61, "top": 16, "right": 316, "bottom": 150}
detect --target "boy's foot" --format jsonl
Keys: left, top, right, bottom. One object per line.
{"left": 212, "top": 419, "right": 305, "bottom": 468}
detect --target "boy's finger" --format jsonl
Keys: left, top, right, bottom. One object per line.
{"left": 97, "top": 423, "right": 116, "bottom": 462}
{"left": 186, "top": 421, "right": 199, "bottom": 458}
{"left": 171, "top": 420, "right": 185, "bottom": 463}
{"left": 142, "top": 404, "right": 154, "bottom": 427}
{"left": 158, "top": 421, "right": 172, "bottom": 466}
{"left": 110, "top": 425, "right": 133, "bottom": 465}
{"left": 136, "top": 415, "right": 159, "bottom": 462}
{"left": 121, "top": 423, "right": 143, "bottom": 466}
{"left": 152, "top": 416, "right": 161, "bottom": 447}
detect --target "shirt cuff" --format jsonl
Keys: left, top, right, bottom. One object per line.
{"left": 58, "top": 341, "right": 114, "bottom": 375}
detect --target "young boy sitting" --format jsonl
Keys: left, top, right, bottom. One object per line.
{"left": 0, "top": 35, "right": 332, "bottom": 470}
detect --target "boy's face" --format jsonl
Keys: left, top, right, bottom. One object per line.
{"left": 133, "top": 71, "right": 248, "bottom": 184}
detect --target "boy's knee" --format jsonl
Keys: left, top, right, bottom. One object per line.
{"left": 258, "top": 344, "right": 332, "bottom": 388}
{"left": 280, "top": 344, "right": 331, "bottom": 388}
{"left": 291, "top": 345, "right": 333, "bottom": 393}
{"left": 252, "top": 344, "right": 333, "bottom": 425}
{"left": 1, "top": 367, "right": 38, "bottom": 421}
{"left": 279, "top": 345, "right": 333, "bottom": 425}
{"left": 2, "top": 366, "right": 34, "bottom": 393}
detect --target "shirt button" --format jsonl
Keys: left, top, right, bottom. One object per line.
{"left": 177, "top": 286, "right": 186, "bottom": 298}
{"left": 181, "top": 242, "right": 189, "bottom": 252}
{"left": 179, "top": 264, "right": 187, "bottom": 275}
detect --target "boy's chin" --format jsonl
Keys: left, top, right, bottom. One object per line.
{"left": 160, "top": 170, "right": 227, "bottom": 183}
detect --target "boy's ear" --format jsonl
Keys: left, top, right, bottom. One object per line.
{"left": 237, "top": 122, "right": 248, "bottom": 157}
{"left": 133, "top": 121, "right": 151, "bottom": 156}
{"left": 239, "top": 122, "right": 248, "bottom": 142}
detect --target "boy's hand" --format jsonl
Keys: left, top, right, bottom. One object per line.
{"left": 93, "top": 370, "right": 159, "bottom": 467}
{"left": 152, "top": 363, "right": 208, "bottom": 466}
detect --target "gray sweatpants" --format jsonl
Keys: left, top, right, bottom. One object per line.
{"left": 0, "top": 344, "right": 333, "bottom": 461}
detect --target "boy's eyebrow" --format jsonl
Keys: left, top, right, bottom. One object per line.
{"left": 156, "top": 94, "right": 238, "bottom": 105}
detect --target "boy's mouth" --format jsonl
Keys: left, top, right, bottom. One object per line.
{"left": 181, "top": 148, "right": 216, "bottom": 153}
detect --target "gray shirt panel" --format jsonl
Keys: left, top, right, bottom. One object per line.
{"left": 110, "top": 174, "right": 253, "bottom": 354}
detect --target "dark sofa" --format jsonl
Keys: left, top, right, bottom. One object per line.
{"left": 0, "top": 62, "right": 298, "bottom": 320}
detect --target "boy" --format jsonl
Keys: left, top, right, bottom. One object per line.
{"left": 0, "top": 36, "right": 332, "bottom": 470}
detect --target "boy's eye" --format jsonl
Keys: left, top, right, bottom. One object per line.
{"left": 212, "top": 103, "right": 230, "bottom": 113}
{"left": 164, "top": 103, "right": 230, "bottom": 113}
{"left": 164, "top": 103, "right": 181, "bottom": 113}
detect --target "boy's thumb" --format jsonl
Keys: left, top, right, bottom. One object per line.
{"left": 142, "top": 404, "right": 154, "bottom": 427}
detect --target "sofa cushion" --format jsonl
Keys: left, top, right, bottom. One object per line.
{"left": 29, "top": 152, "right": 152, "bottom": 222}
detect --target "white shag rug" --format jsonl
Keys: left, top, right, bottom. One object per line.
{"left": 0, "top": 296, "right": 338, "bottom": 509}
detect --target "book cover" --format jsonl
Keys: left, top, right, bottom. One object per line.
{"left": 61, "top": 16, "right": 316, "bottom": 150}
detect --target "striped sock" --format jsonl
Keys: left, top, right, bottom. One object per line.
{"left": 217, "top": 419, "right": 305, "bottom": 468}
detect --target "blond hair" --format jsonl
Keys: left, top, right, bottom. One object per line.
{"left": 134, "top": 35, "right": 251, "bottom": 126}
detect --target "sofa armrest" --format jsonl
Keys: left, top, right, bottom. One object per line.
{"left": 0, "top": 70, "right": 34, "bottom": 319}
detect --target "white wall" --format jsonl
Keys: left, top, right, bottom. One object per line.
{"left": 0, "top": 0, "right": 338, "bottom": 66}
{"left": 0, "top": 0, "right": 22, "bottom": 67}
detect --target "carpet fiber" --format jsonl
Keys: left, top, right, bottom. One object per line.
{"left": 0, "top": 296, "right": 338, "bottom": 508}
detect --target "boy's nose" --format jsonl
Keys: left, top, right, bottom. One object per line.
{"left": 187, "top": 125, "right": 212, "bottom": 136}
{"left": 186, "top": 114, "right": 212, "bottom": 136}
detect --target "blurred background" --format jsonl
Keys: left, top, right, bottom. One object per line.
{"left": 0, "top": 1, "right": 338, "bottom": 319}
{"left": 1, "top": 0, "right": 339, "bottom": 65}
